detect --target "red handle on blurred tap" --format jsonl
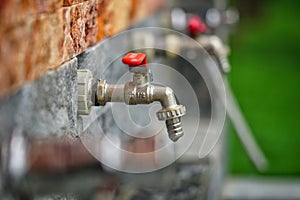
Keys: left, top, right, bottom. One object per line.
{"left": 188, "top": 15, "right": 207, "bottom": 36}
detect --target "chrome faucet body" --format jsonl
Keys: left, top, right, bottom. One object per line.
{"left": 96, "top": 53, "right": 186, "bottom": 142}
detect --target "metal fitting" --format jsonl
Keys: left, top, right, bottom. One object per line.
{"left": 95, "top": 53, "right": 186, "bottom": 142}
{"left": 157, "top": 105, "right": 186, "bottom": 141}
{"left": 77, "top": 69, "right": 94, "bottom": 115}
{"left": 97, "top": 79, "right": 108, "bottom": 106}
{"left": 198, "top": 35, "right": 231, "bottom": 73}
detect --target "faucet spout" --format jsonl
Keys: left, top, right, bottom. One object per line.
{"left": 152, "top": 86, "right": 177, "bottom": 108}
{"left": 152, "top": 85, "right": 185, "bottom": 141}
{"left": 95, "top": 53, "right": 186, "bottom": 142}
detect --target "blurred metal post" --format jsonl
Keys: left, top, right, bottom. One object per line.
{"left": 224, "top": 77, "right": 268, "bottom": 171}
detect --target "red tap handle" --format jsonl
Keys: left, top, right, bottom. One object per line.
{"left": 122, "top": 53, "right": 147, "bottom": 67}
{"left": 188, "top": 15, "right": 207, "bottom": 36}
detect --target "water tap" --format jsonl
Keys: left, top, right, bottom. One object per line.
{"left": 78, "top": 53, "right": 186, "bottom": 142}
{"left": 169, "top": 7, "right": 232, "bottom": 73}
{"left": 186, "top": 15, "right": 231, "bottom": 73}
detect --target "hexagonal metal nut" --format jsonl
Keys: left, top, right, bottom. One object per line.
{"left": 97, "top": 79, "right": 107, "bottom": 105}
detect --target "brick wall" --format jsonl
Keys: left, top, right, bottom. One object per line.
{"left": 0, "top": 0, "right": 165, "bottom": 97}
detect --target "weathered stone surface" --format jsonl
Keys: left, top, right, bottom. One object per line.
{"left": 0, "top": 0, "right": 165, "bottom": 97}
{"left": 96, "top": 0, "right": 132, "bottom": 38}
{"left": 0, "top": 58, "right": 78, "bottom": 139}
{"left": 63, "top": 0, "right": 89, "bottom": 6}
{"left": 34, "top": 10, "right": 65, "bottom": 71}
{"left": 62, "top": 0, "right": 98, "bottom": 61}
{"left": 109, "top": 0, "right": 132, "bottom": 35}
{"left": 0, "top": 0, "right": 63, "bottom": 28}
{"left": 96, "top": 0, "right": 112, "bottom": 39}
{"left": 0, "top": 10, "right": 64, "bottom": 96}
{"left": 0, "top": 68, "right": 10, "bottom": 97}
{"left": 33, "top": 0, "right": 63, "bottom": 14}
{"left": 0, "top": 1, "right": 99, "bottom": 97}
{"left": 0, "top": 18, "right": 35, "bottom": 95}
{"left": 130, "top": 0, "right": 150, "bottom": 23}
{"left": 131, "top": 0, "right": 166, "bottom": 23}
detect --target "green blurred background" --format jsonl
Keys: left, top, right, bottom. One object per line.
{"left": 228, "top": 0, "right": 300, "bottom": 175}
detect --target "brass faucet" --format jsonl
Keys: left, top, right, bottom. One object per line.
{"left": 96, "top": 53, "right": 186, "bottom": 142}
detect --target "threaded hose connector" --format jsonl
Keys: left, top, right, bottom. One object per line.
{"left": 156, "top": 105, "right": 186, "bottom": 142}
{"left": 166, "top": 117, "right": 184, "bottom": 142}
